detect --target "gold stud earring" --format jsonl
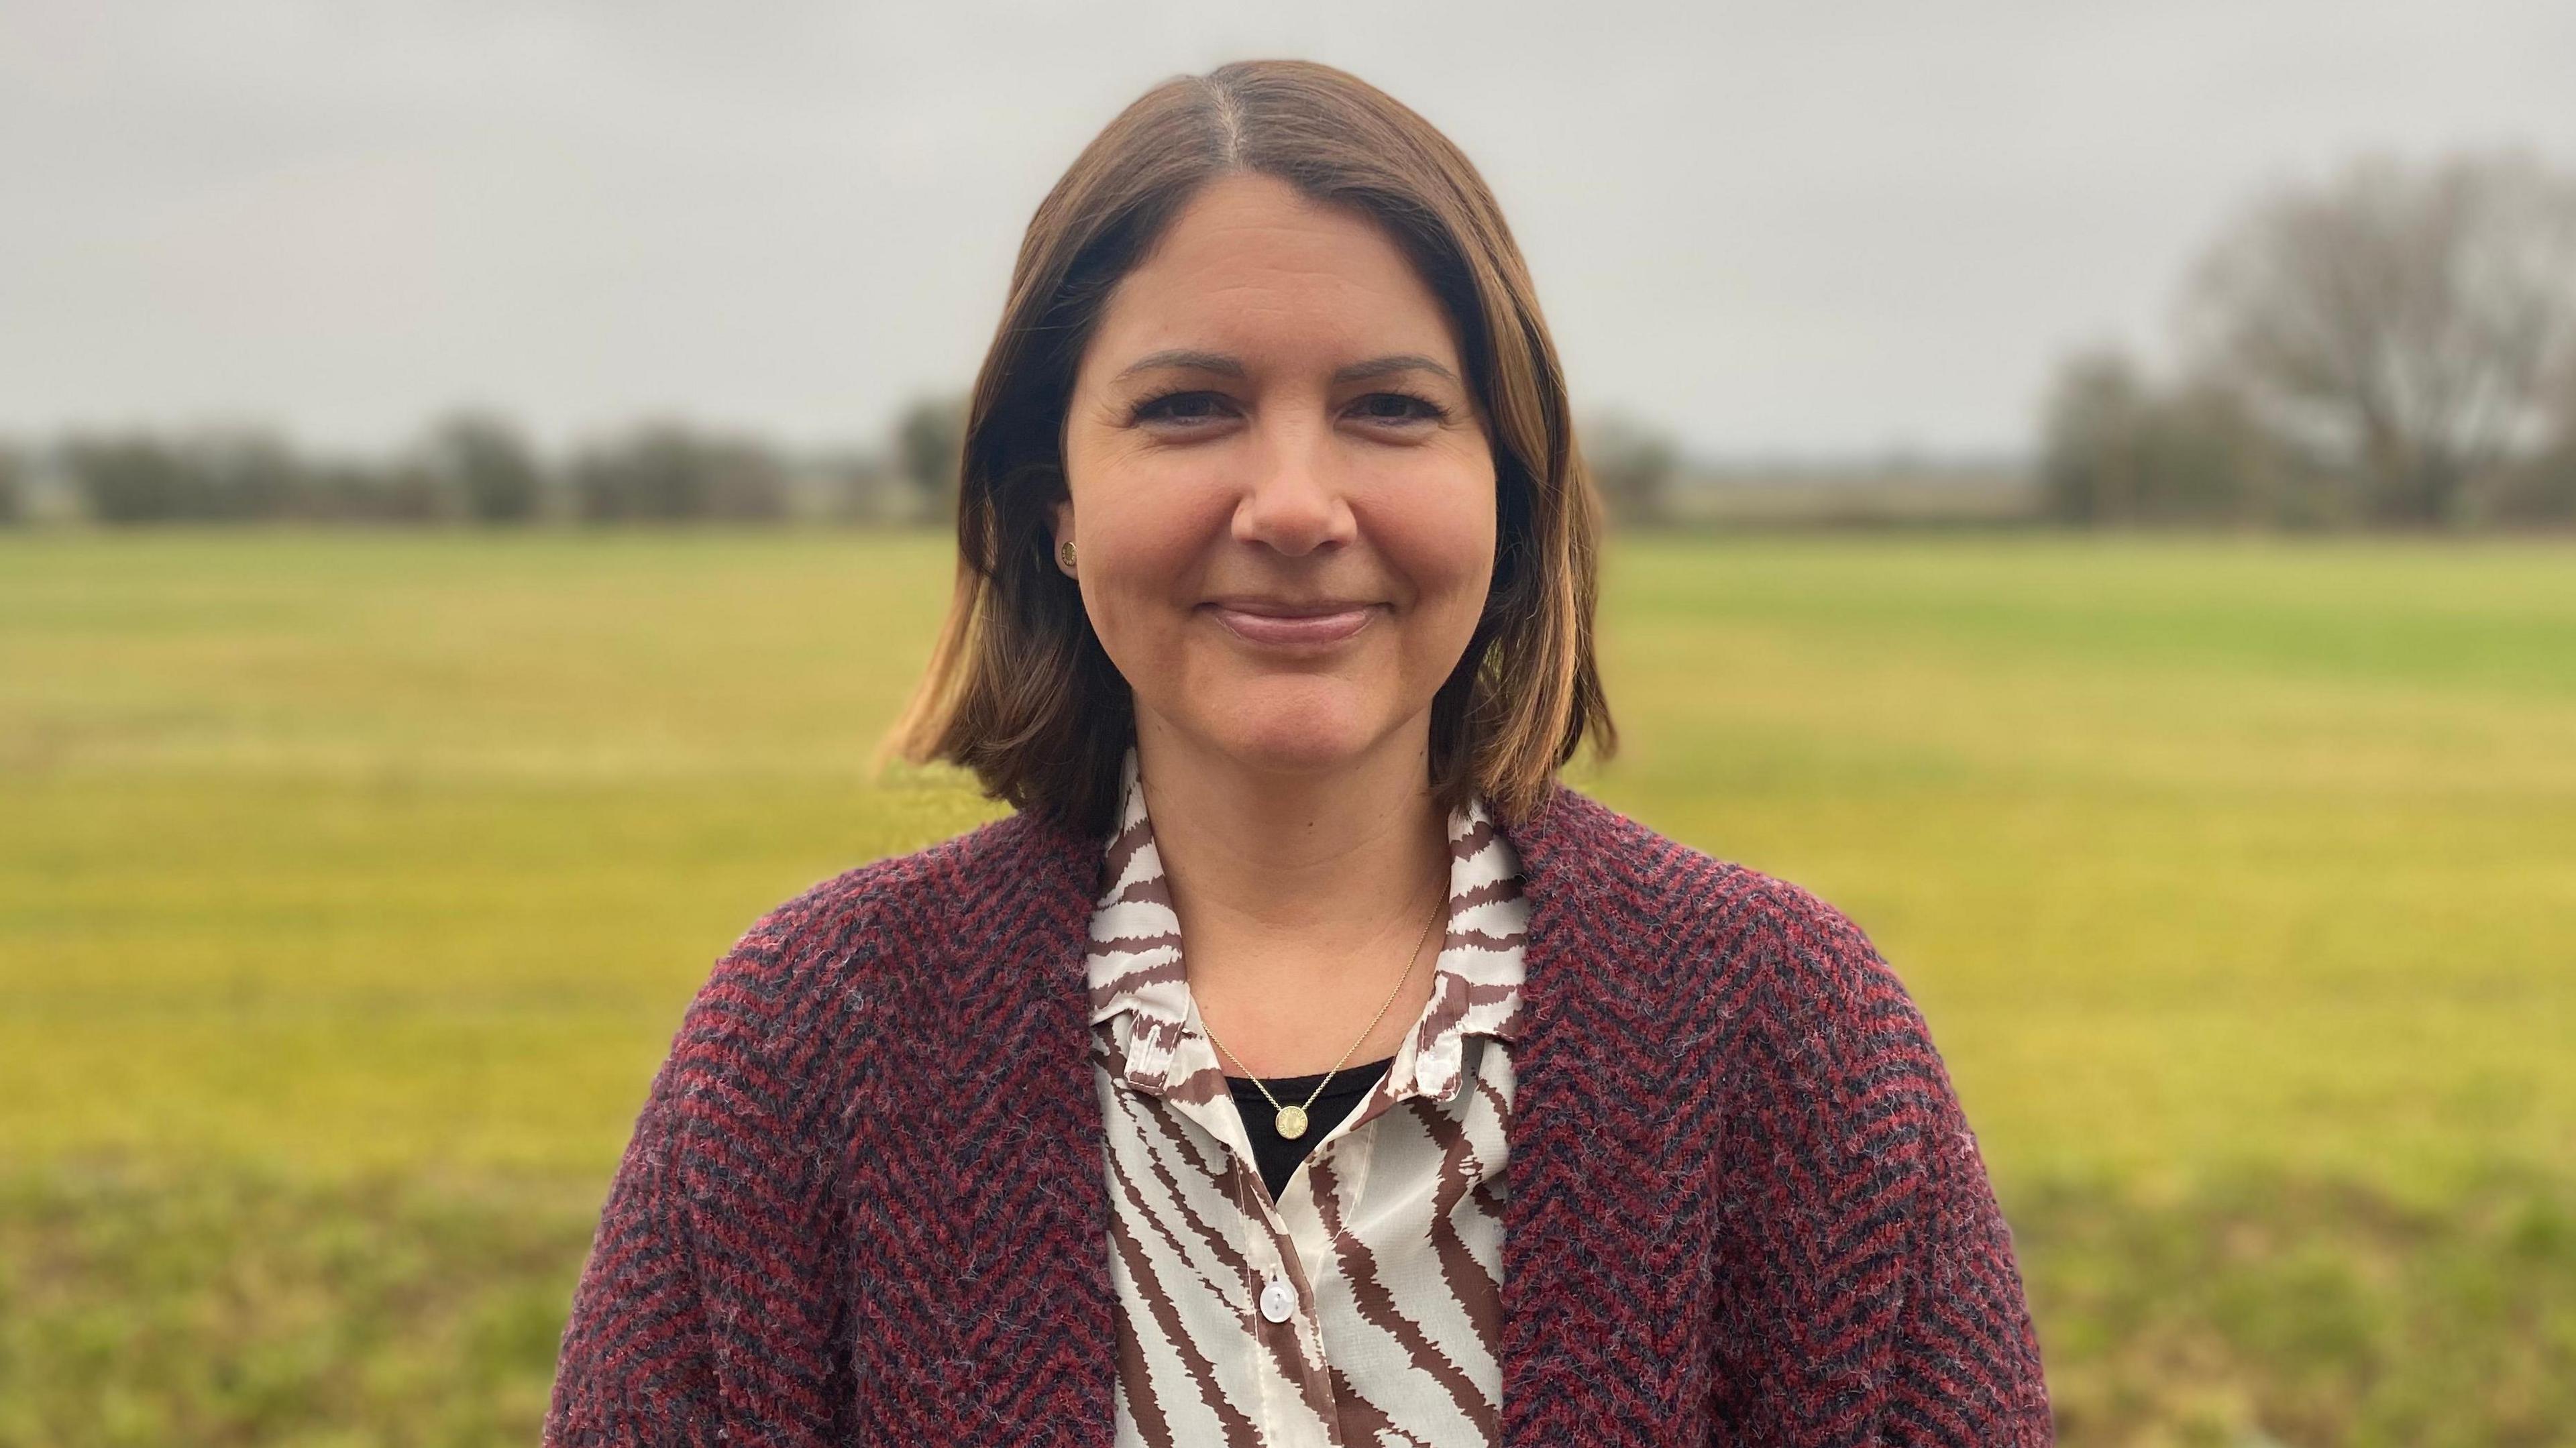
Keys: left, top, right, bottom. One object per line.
{"left": 1058, "top": 539, "right": 1077, "bottom": 571}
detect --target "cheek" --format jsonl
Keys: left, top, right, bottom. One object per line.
{"left": 1373, "top": 461, "right": 1499, "bottom": 619}
{"left": 1065, "top": 457, "right": 1228, "bottom": 655}
{"left": 1084, "top": 484, "right": 1230, "bottom": 599}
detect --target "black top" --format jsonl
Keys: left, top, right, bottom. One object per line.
{"left": 1224, "top": 1054, "right": 1399, "bottom": 1203}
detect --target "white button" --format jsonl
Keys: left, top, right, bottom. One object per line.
{"left": 1258, "top": 1274, "right": 1295, "bottom": 1323}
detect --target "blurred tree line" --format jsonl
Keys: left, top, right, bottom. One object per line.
{"left": 11, "top": 148, "right": 2572, "bottom": 537}
{"left": 0, "top": 402, "right": 967, "bottom": 529}
{"left": 2041, "top": 148, "right": 2576, "bottom": 529}
{"left": 0, "top": 392, "right": 1693, "bottom": 532}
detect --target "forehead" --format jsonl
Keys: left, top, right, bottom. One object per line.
{"left": 1085, "top": 171, "right": 1460, "bottom": 367}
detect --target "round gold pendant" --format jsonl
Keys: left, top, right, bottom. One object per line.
{"left": 1275, "top": 1105, "right": 1309, "bottom": 1139}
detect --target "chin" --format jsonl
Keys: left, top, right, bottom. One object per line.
{"left": 1198, "top": 698, "right": 1386, "bottom": 776}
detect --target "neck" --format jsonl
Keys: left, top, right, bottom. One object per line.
{"left": 1130, "top": 710, "right": 1451, "bottom": 1032}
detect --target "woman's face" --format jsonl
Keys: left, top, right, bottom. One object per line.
{"left": 1056, "top": 170, "right": 1497, "bottom": 779}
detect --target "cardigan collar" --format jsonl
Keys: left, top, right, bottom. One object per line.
{"left": 958, "top": 766, "right": 1649, "bottom": 1445}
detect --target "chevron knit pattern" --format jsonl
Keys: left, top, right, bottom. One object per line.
{"left": 546, "top": 779, "right": 2053, "bottom": 1446}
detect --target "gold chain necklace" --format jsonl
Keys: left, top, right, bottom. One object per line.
{"left": 1197, "top": 887, "right": 1446, "bottom": 1141}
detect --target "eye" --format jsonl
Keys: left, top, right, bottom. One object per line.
{"left": 1350, "top": 390, "right": 1450, "bottom": 426}
{"left": 1130, "top": 390, "right": 1235, "bottom": 427}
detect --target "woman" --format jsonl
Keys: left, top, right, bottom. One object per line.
{"left": 547, "top": 58, "right": 2051, "bottom": 1447}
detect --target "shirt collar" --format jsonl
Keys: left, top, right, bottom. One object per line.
{"left": 1085, "top": 743, "right": 1528, "bottom": 1103}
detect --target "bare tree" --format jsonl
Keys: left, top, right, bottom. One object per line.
{"left": 0, "top": 442, "right": 23, "bottom": 525}
{"left": 2486, "top": 349, "right": 2576, "bottom": 523}
{"left": 79, "top": 425, "right": 311, "bottom": 521}
{"left": 2038, "top": 349, "right": 2155, "bottom": 524}
{"left": 421, "top": 410, "right": 547, "bottom": 524}
{"left": 570, "top": 420, "right": 789, "bottom": 522}
{"left": 2038, "top": 345, "right": 2320, "bottom": 526}
{"left": 2181, "top": 150, "right": 2576, "bottom": 526}
{"left": 1582, "top": 409, "right": 1682, "bottom": 528}
{"left": 894, "top": 392, "right": 969, "bottom": 527}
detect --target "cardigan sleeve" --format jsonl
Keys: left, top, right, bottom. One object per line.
{"left": 1743, "top": 877, "right": 2055, "bottom": 1446}
{"left": 1869, "top": 980, "right": 2054, "bottom": 1443}
{"left": 545, "top": 889, "right": 861, "bottom": 1447}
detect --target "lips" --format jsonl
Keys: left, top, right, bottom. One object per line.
{"left": 1203, "top": 599, "right": 1382, "bottom": 648}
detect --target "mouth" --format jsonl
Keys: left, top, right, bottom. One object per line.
{"left": 1201, "top": 598, "right": 1384, "bottom": 649}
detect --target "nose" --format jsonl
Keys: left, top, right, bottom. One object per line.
{"left": 1230, "top": 421, "right": 1356, "bottom": 557}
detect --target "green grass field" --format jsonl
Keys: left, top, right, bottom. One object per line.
{"left": 3, "top": 528, "right": 2571, "bottom": 1445}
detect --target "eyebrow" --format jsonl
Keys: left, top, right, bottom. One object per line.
{"left": 1112, "top": 349, "right": 1460, "bottom": 386}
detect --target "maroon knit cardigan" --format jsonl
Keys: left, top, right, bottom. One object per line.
{"left": 547, "top": 780, "right": 2053, "bottom": 1445}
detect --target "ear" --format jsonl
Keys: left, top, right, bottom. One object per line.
{"left": 1049, "top": 496, "right": 1075, "bottom": 575}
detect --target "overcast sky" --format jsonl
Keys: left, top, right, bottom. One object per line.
{"left": 3, "top": 1, "right": 2571, "bottom": 459}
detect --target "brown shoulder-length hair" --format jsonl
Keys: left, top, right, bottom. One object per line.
{"left": 878, "top": 58, "right": 1615, "bottom": 840}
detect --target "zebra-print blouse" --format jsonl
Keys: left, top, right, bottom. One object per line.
{"left": 1085, "top": 743, "right": 1529, "bottom": 1447}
